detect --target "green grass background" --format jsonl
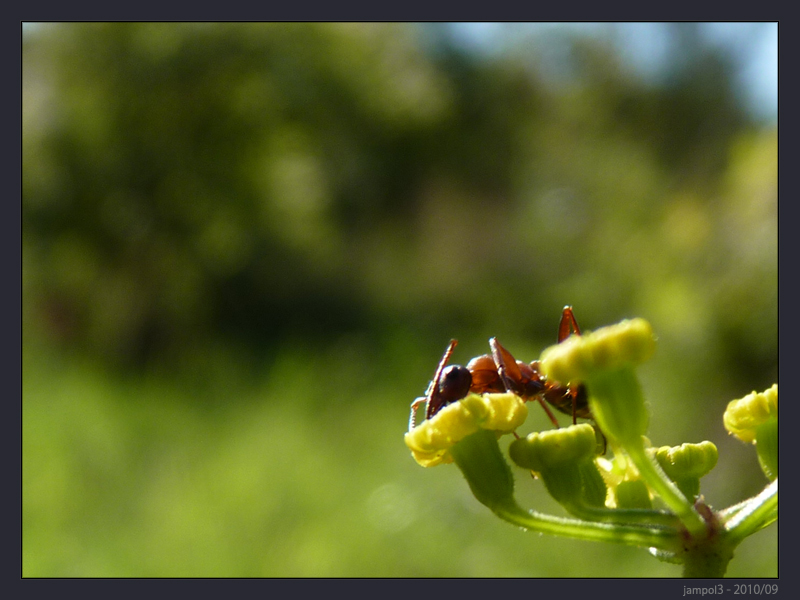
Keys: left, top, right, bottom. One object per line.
{"left": 23, "top": 341, "right": 777, "bottom": 577}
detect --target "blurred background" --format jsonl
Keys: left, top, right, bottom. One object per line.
{"left": 22, "top": 22, "right": 777, "bottom": 577}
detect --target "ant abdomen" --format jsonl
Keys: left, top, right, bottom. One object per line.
{"left": 438, "top": 365, "right": 472, "bottom": 404}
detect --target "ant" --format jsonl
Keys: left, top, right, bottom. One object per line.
{"left": 409, "top": 306, "right": 590, "bottom": 432}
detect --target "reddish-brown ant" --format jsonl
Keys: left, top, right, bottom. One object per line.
{"left": 409, "top": 306, "right": 590, "bottom": 431}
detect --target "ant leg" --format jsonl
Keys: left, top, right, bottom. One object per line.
{"left": 408, "top": 396, "right": 426, "bottom": 430}
{"left": 555, "top": 308, "right": 582, "bottom": 424}
{"left": 558, "top": 305, "right": 581, "bottom": 343}
{"left": 431, "top": 340, "right": 458, "bottom": 395}
{"left": 410, "top": 340, "right": 458, "bottom": 429}
{"left": 489, "top": 338, "right": 524, "bottom": 396}
{"left": 490, "top": 337, "right": 561, "bottom": 428}
{"left": 536, "top": 397, "right": 561, "bottom": 428}
{"left": 572, "top": 392, "right": 577, "bottom": 425}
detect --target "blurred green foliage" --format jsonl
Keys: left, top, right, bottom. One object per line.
{"left": 23, "top": 23, "right": 776, "bottom": 577}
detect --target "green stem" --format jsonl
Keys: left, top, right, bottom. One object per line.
{"left": 582, "top": 369, "right": 708, "bottom": 537}
{"left": 722, "top": 479, "right": 778, "bottom": 544}
{"left": 627, "top": 443, "right": 707, "bottom": 537}
{"left": 491, "top": 501, "right": 681, "bottom": 551}
{"left": 681, "top": 542, "right": 735, "bottom": 578}
{"left": 564, "top": 503, "right": 682, "bottom": 529}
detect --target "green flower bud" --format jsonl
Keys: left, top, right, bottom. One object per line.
{"left": 509, "top": 424, "right": 606, "bottom": 508}
{"left": 615, "top": 480, "right": 653, "bottom": 509}
{"left": 404, "top": 393, "right": 528, "bottom": 467}
{"left": 651, "top": 442, "right": 719, "bottom": 500}
{"left": 724, "top": 384, "right": 777, "bottom": 444}
{"left": 509, "top": 424, "right": 598, "bottom": 473}
{"left": 652, "top": 442, "right": 719, "bottom": 480}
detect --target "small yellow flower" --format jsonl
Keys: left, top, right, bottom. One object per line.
{"left": 540, "top": 318, "right": 656, "bottom": 384}
{"left": 595, "top": 450, "right": 651, "bottom": 508}
{"left": 404, "top": 393, "right": 527, "bottom": 467}
{"left": 724, "top": 384, "right": 778, "bottom": 444}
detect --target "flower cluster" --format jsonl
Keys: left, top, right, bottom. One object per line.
{"left": 404, "top": 315, "right": 777, "bottom": 578}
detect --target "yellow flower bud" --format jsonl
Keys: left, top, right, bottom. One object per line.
{"left": 724, "top": 384, "right": 778, "bottom": 444}
{"left": 540, "top": 318, "right": 656, "bottom": 384}
{"left": 404, "top": 393, "right": 527, "bottom": 467}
